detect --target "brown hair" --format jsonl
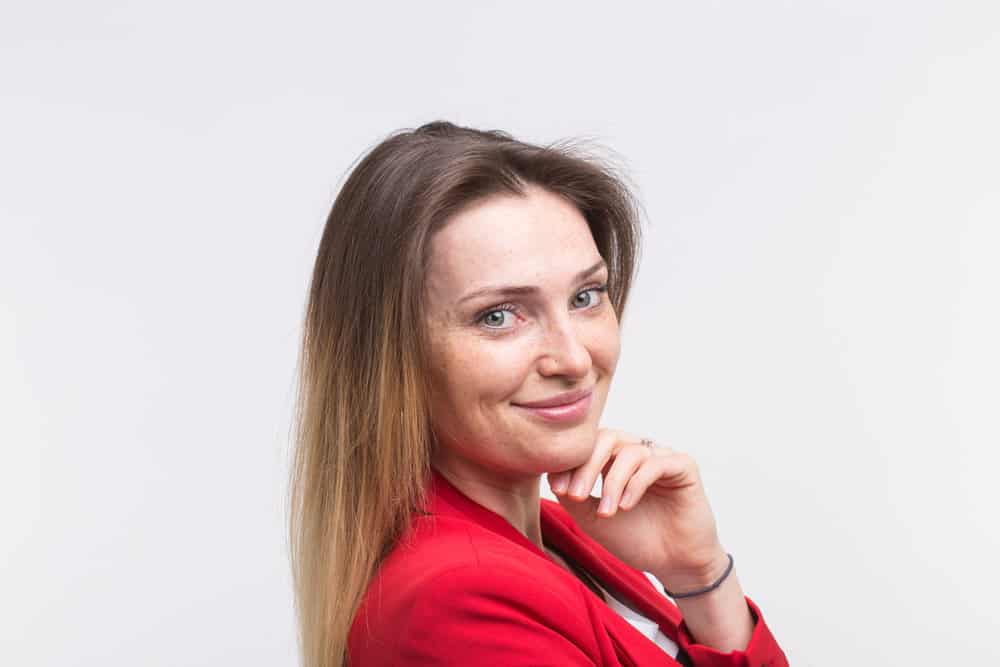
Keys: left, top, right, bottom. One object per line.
{"left": 288, "top": 120, "right": 643, "bottom": 666}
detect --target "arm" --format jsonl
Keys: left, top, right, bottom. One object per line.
{"left": 395, "top": 564, "right": 601, "bottom": 666}
{"left": 674, "top": 595, "right": 788, "bottom": 667}
{"left": 652, "top": 553, "right": 788, "bottom": 667}
{"left": 649, "top": 560, "right": 785, "bottom": 667}
{"left": 654, "top": 551, "right": 754, "bottom": 652}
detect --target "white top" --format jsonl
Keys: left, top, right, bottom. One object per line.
{"left": 592, "top": 577, "right": 680, "bottom": 658}
{"left": 544, "top": 545, "right": 680, "bottom": 658}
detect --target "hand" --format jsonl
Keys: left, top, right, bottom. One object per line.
{"left": 547, "top": 428, "right": 727, "bottom": 589}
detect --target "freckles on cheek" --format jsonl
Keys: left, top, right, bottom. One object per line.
{"left": 466, "top": 346, "right": 527, "bottom": 402}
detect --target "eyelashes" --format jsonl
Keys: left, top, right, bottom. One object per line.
{"left": 475, "top": 283, "right": 609, "bottom": 330}
{"left": 572, "top": 284, "right": 608, "bottom": 309}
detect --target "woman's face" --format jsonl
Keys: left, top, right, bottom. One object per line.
{"left": 423, "top": 184, "right": 621, "bottom": 482}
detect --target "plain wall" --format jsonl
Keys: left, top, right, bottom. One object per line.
{"left": 2, "top": 1, "right": 998, "bottom": 665}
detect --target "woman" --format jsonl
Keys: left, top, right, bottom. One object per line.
{"left": 288, "top": 121, "right": 789, "bottom": 666}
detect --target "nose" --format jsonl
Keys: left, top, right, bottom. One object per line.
{"left": 538, "top": 314, "right": 591, "bottom": 380}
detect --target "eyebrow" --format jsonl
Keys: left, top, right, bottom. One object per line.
{"left": 457, "top": 259, "right": 608, "bottom": 306}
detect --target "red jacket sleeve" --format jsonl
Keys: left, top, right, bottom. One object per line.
{"left": 393, "top": 564, "right": 602, "bottom": 665}
{"left": 675, "top": 596, "right": 789, "bottom": 667}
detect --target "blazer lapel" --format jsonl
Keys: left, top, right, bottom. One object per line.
{"left": 426, "top": 469, "right": 685, "bottom": 666}
{"left": 540, "top": 501, "right": 687, "bottom": 664}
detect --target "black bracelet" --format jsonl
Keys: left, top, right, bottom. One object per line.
{"left": 662, "top": 553, "right": 735, "bottom": 599}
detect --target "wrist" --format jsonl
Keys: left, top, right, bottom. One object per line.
{"left": 654, "top": 548, "right": 731, "bottom": 596}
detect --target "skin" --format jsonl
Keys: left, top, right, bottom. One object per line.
{"left": 423, "top": 184, "right": 754, "bottom": 652}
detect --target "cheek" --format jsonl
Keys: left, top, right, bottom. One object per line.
{"left": 590, "top": 314, "right": 622, "bottom": 372}
{"left": 606, "top": 330, "right": 622, "bottom": 370}
{"left": 434, "top": 336, "right": 533, "bottom": 403}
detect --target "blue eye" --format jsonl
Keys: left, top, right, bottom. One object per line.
{"left": 478, "top": 305, "right": 517, "bottom": 329}
{"left": 475, "top": 284, "right": 608, "bottom": 332}
{"left": 574, "top": 285, "right": 608, "bottom": 309}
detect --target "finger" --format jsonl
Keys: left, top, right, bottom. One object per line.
{"left": 547, "top": 471, "right": 570, "bottom": 495}
{"left": 566, "top": 428, "right": 622, "bottom": 500}
{"left": 597, "top": 445, "right": 650, "bottom": 517}
{"left": 618, "top": 451, "right": 696, "bottom": 510}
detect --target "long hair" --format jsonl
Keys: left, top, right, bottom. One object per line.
{"left": 288, "top": 120, "right": 643, "bottom": 667}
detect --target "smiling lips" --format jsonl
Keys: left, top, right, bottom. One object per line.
{"left": 512, "top": 388, "right": 594, "bottom": 423}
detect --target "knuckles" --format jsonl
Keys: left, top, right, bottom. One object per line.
{"left": 570, "top": 429, "right": 703, "bottom": 496}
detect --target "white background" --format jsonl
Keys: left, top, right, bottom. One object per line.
{"left": 2, "top": 2, "right": 998, "bottom": 665}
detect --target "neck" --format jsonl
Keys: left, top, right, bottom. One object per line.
{"left": 432, "top": 453, "right": 544, "bottom": 550}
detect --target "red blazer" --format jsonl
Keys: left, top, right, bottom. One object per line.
{"left": 349, "top": 468, "right": 789, "bottom": 666}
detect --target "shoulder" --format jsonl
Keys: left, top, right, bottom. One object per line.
{"left": 348, "top": 514, "right": 601, "bottom": 665}
{"left": 361, "top": 512, "right": 583, "bottom": 608}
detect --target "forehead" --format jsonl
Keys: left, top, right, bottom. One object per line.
{"left": 425, "top": 186, "right": 602, "bottom": 294}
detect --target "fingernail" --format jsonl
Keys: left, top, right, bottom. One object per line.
{"left": 571, "top": 481, "right": 587, "bottom": 497}
{"left": 551, "top": 476, "right": 567, "bottom": 494}
{"left": 620, "top": 492, "right": 632, "bottom": 508}
{"left": 599, "top": 496, "right": 612, "bottom": 514}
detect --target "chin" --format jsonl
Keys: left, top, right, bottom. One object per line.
{"left": 542, "top": 430, "right": 598, "bottom": 472}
